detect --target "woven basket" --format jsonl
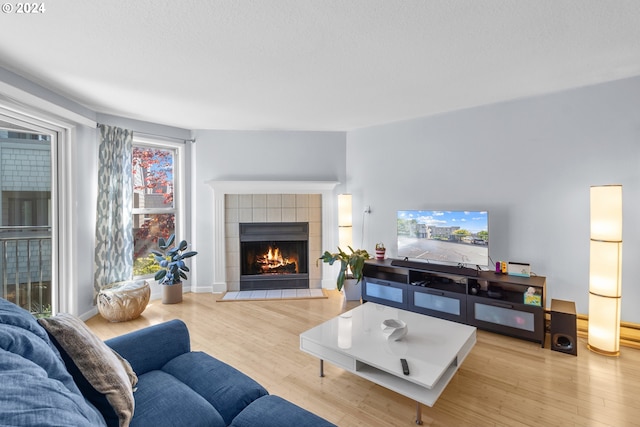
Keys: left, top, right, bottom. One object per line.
{"left": 97, "top": 280, "right": 150, "bottom": 322}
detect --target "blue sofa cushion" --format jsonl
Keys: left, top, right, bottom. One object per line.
{"left": 161, "top": 351, "right": 268, "bottom": 426}
{"left": 130, "top": 370, "right": 226, "bottom": 427}
{"left": 106, "top": 319, "right": 191, "bottom": 375}
{"left": 0, "top": 298, "right": 55, "bottom": 348}
{"left": 0, "top": 321, "right": 82, "bottom": 397}
{"left": 230, "top": 395, "right": 337, "bottom": 427}
{"left": 0, "top": 345, "right": 107, "bottom": 426}
{"left": 0, "top": 298, "right": 105, "bottom": 426}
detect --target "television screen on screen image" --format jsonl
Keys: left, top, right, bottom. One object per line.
{"left": 397, "top": 210, "right": 489, "bottom": 267}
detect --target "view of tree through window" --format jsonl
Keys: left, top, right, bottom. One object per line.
{"left": 132, "top": 145, "right": 176, "bottom": 276}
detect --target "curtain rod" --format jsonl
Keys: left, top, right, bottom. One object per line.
{"left": 96, "top": 123, "right": 195, "bottom": 143}
{"left": 134, "top": 131, "right": 196, "bottom": 144}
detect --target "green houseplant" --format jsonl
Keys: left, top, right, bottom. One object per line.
{"left": 152, "top": 234, "right": 198, "bottom": 303}
{"left": 318, "top": 246, "right": 371, "bottom": 293}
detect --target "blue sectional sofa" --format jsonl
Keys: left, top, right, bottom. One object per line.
{"left": 0, "top": 298, "right": 335, "bottom": 427}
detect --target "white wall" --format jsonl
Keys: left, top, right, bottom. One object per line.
{"left": 72, "top": 124, "right": 99, "bottom": 316}
{"left": 191, "top": 130, "right": 347, "bottom": 291}
{"left": 347, "top": 76, "right": 640, "bottom": 322}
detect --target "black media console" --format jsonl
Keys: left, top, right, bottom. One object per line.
{"left": 362, "top": 259, "right": 547, "bottom": 346}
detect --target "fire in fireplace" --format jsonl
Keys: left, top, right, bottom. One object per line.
{"left": 239, "top": 222, "right": 309, "bottom": 290}
{"left": 256, "top": 246, "right": 298, "bottom": 274}
{"left": 243, "top": 242, "right": 305, "bottom": 276}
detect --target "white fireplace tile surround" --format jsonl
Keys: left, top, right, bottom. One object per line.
{"left": 207, "top": 181, "right": 339, "bottom": 293}
{"left": 225, "top": 193, "right": 322, "bottom": 290}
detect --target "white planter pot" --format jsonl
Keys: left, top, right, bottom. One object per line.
{"left": 342, "top": 278, "right": 362, "bottom": 301}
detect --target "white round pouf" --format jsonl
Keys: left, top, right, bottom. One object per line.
{"left": 97, "top": 280, "right": 150, "bottom": 322}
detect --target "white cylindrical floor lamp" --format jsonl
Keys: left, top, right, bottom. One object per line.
{"left": 588, "top": 184, "right": 622, "bottom": 356}
{"left": 338, "top": 194, "right": 353, "bottom": 249}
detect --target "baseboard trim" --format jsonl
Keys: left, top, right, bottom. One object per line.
{"left": 545, "top": 310, "right": 640, "bottom": 350}
{"left": 576, "top": 314, "right": 640, "bottom": 350}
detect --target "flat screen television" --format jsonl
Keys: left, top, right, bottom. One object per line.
{"left": 397, "top": 210, "right": 489, "bottom": 267}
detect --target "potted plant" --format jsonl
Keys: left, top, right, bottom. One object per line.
{"left": 375, "top": 242, "right": 386, "bottom": 260}
{"left": 318, "top": 246, "right": 371, "bottom": 301}
{"left": 152, "top": 234, "right": 198, "bottom": 304}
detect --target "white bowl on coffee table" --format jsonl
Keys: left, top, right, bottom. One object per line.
{"left": 381, "top": 319, "right": 408, "bottom": 341}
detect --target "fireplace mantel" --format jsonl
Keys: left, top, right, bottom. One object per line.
{"left": 206, "top": 180, "right": 339, "bottom": 292}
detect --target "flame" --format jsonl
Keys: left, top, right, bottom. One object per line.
{"left": 257, "top": 245, "right": 297, "bottom": 273}
{"left": 267, "top": 247, "right": 282, "bottom": 264}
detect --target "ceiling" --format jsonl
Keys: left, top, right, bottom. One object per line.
{"left": 1, "top": 1, "right": 639, "bottom": 131}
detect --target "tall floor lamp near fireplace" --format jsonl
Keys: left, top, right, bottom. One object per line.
{"left": 338, "top": 194, "right": 353, "bottom": 249}
{"left": 588, "top": 184, "right": 623, "bottom": 356}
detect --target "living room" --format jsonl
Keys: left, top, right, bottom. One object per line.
{"left": 1, "top": 2, "right": 640, "bottom": 426}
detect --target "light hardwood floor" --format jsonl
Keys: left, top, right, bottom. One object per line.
{"left": 86, "top": 292, "right": 640, "bottom": 427}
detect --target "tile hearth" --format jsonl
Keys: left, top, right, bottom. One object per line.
{"left": 220, "top": 288, "right": 327, "bottom": 301}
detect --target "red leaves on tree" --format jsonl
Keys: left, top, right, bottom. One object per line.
{"left": 132, "top": 147, "right": 174, "bottom": 205}
{"left": 132, "top": 147, "right": 176, "bottom": 259}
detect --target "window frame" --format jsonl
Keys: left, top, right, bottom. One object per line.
{"left": 0, "top": 104, "right": 70, "bottom": 315}
{"left": 131, "top": 136, "right": 185, "bottom": 279}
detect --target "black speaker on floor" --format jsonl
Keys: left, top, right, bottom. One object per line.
{"left": 550, "top": 299, "right": 577, "bottom": 356}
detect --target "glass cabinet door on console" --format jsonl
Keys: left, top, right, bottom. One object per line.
{"left": 466, "top": 295, "right": 544, "bottom": 344}
{"left": 362, "top": 277, "right": 408, "bottom": 309}
{"left": 409, "top": 287, "right": 467, "bottom": 323}
{"left": 407, "top": 270, "right": 468, "bottom": 323}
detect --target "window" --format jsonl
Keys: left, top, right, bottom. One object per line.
{"left": 132, "top": 139, "right": 182, "bottom": 277}
{"left": 0, "top": 117, "right": 54, "bottom": 316}
{"left": 6, "top": 191, "right": 51, "bottom": 226}
{"left": 2, "top": 93, "right": 97, "bottom": 317}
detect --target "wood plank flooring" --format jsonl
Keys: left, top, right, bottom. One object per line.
{"left": 85, "top": 292, "right": 640, "bottom": 427}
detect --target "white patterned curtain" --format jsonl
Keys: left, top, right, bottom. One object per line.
{"left": 94, "top": 124, "right": 134, "bottom": 297}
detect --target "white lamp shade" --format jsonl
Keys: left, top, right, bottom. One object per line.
{"left": 338, "top": 226, "right": 353, "bottom": 250}
{"left": 589, "top": 240, "right": 622, "bottom": 298}
{"left": 338, "top": 194, "right": 352, "bottom": 227}
{"left": 590, "top": 185, "right": 622, "bottom": 241}
{"left": 588, "top": 184, "right": 622, "bottom": 356}
{"left": 338, "top": 193, "right": 353, "bottom": 249}
{"left": 588, "top": 292, "right": 621, "bottom": 354}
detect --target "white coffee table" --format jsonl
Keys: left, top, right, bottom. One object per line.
{"left": 300, "top": 302, "right": 476, "bottom": 424}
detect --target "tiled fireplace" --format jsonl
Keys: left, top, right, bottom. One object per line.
{"left": 207, "top": 181, "right": 338, "bottom": 292}
{"left": 228, "top": 195, "right": 320, "bottom": 290}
